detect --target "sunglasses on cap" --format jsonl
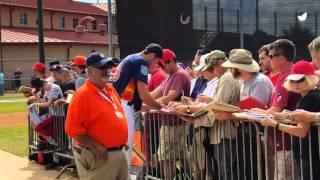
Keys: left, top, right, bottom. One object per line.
{"left": 290, "top": 77, "right": 306, "bottom": 83}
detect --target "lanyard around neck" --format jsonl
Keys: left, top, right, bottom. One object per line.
{"left": 97, "top": 90, "right": 118, "bottom": 111}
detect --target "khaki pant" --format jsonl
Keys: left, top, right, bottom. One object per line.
{"left": 191, "top": 128, "right": 206, "bottom": 171}
{"left": 74, "top": 148, "right": 128, "bottom": 180}
{"left": 157, "top": 125, "right": 185, "bottom": 161}
{"left": 274, "top": 150, "right": 299, "bottom": 180}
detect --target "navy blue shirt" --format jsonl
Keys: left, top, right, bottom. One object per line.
{"left": 113, "top": 53, "right": 149, "bottom": 111}
{"left": 190, "top": 76, "right": 207, "bottom": 100}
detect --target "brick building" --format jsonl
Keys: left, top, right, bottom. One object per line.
{"left": 0, "top": 0, "right": 118, "bottom": 86}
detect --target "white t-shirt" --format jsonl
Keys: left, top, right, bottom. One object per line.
{"left": 240, "top": 73, "right": 274, "bottom": 106}
{"left": 44, "top": 83, "right": 63, "bottom": 115}
{"left": 202, "top": 77, "right": 219, "bottom": 97}
{"left": 45, "top": 76, "right": 55, "bottom": 84}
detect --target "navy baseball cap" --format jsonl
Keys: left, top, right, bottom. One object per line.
{"left": 145, "top": 43, "right": 163, "bottom": 59}
{"left": 86, "top": 52, "right": 118, "bottom": 68}
{"left": 49, "top": 60, "right": 60, "bottom": 67}
{"left": 30, "top": 76, "right": 46, "bottom": 89}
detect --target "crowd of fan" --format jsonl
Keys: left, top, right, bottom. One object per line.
{"left": 23, "top": 36, "right": 320, "bottom": 180}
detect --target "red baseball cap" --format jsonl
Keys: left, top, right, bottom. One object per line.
{"left": 286, "top": 60, "right": 315, "bottom": 81}
{"left": 71, "top": 55, "right": 86, "bottom": 66}
{"left": 32, "top": 62, "right": 46, "bottom": 72}
{"left": 159, "top": 49, "right": 176, "bottom": 66}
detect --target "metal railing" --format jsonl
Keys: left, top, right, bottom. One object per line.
{"left": 28, "top": 104, "right": 76, "bottom": 179}
{"left": 143, "top": 111, "right": 320, "bottom": 180}
{"left": 143, "top": 111, "right": 263, "bottom": 180}
{"left": 27, "top": 107, "right": 320, "bottom": 180}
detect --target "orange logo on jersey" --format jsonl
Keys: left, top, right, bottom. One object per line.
{"left": 121, "top": 79, "right": 136, "bottom": 101}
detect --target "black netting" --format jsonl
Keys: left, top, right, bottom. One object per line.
{"left": 116, "top": 0, "right": 319, "bottom": 64}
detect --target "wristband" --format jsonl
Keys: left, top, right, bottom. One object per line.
{"left": 315, "top": 112, "right": 320, "bottom": 122}
{"left": 187, "top": 106, "right": 191, "bottom": 113}
{"left": 275, "top": 122, "right": 280, "bottom": 130}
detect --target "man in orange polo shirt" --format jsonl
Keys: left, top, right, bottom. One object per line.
{"left": 65, "top": 52, "right": 128, "bottom": 180}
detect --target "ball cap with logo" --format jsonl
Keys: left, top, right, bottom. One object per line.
{"left": 286, "top": 60, "right": 315, "bottom": 81}
{"left": 71, "top": 55, "right": 86, "bottom": 66}
{"left": 159, "top": 49, "right": 176, "bottom": 66}
{"left": 32, "top": 62, "right": 46, "bottom": 72}
{"left": 86, "top": 52, "right": 118, "bottom": 68}
{"left": 199, "top": 50, "right": 227, "bottom": 72}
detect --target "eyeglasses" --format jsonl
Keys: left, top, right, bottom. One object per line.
{"left": 290, "top": 77, "right": 306, "bottom": 83}
{"left": 268, "top": 53, "right": 282, "bottom": 59}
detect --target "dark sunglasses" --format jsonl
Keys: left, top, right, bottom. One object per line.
{"left": 268, "top": 53, "right": 282, "bottom": 59}
{"left": 290, "top": 77, "right": 306, "bottom": 83}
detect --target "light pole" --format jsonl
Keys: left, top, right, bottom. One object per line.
{"left": 37, "top": 0, "right": 45, "bottom": 63}
{"left": 240, "top": 0, "right": 244, "bottom": 48}
{"left": 107, "top": 0, "right": 114, "bottom": 57}
{"left": 0, "top": 8, "right": 3, "bottom": 72}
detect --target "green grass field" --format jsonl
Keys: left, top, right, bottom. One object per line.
{"left": 0, "top": 93, "right": 27, "bottom": 113}
{"left": 0, "top": 125, "right": 28, "bottom": 157}
{"left": 0, "top": 93, "right": 28, "bottom": 157}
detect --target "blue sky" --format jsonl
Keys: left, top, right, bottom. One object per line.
{"left": 74, "top": 0, "right": 115, "bottom": 3}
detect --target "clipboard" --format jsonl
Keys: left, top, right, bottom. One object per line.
{"left": 233, "top": 110, "right": 274, "bottom": 121}
{"left": 168, "top": 101, "right": 241, "bottom": 118}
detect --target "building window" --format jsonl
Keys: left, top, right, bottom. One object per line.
{"left": 20, "top": 13, "right": 27, "bottom": 25}
{"left": 92, "top": 20, "right": 97, "bottom": 31}
{"left": 73, "top": 18, "right": 78, "bottom": 29}
{"left": 59, "top": 16, "right": 66, "bottom": 29}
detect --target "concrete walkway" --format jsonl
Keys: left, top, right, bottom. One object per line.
{"left": 0, "top": 150, "right": 77, "bottom": 180}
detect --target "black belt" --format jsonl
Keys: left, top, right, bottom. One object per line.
{"left": 74, "top": 145, "right": 124, "bottom": 154}
{"left": 121, "top": 99, "right": 133, "bottom": 106}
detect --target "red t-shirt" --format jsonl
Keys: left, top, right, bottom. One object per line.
{"left": 310, "top": 62, "right": 318, "bottom": 70}
{"left": 148, "top": 68, "right": 166, "bottom": 91}
{"left": 160, "top": 68, "right": 191, "bottom": 100}
{"left": 270, "top": 70, "right": 300, "bottom": 110}
{"left": 269, "top": 70, "right": 300, "bottom": 151}
{"left": 264, "top": 71, "right": 280, "bottom": 86}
